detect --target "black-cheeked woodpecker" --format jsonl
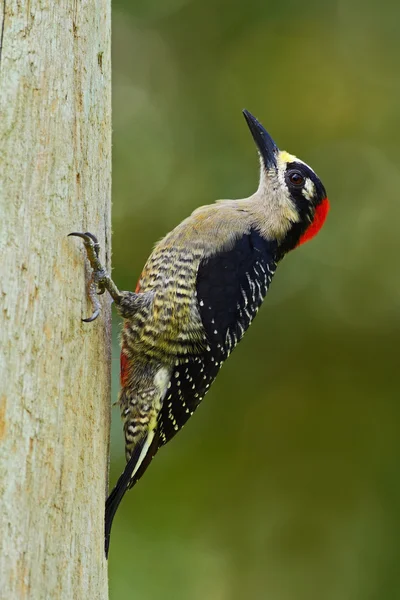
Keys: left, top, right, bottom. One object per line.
{"left": 69, "top": 110, "right": 329, "bottom": 556}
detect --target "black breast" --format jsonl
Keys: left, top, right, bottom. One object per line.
{"left": 158, "top": 229, "right": 278, "bottom": 446}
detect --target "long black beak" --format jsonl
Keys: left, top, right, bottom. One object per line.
{"left": 243, "top": 109, "right": 278, "bottom": 170}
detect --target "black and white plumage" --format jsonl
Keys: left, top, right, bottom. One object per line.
{"left": 70, "top": 110, "right": 329, "bottom": 556}
{"left": 159, "top": 229, "right": 277, "bottom": 444}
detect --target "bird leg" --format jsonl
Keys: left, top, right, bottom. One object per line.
{"left": 69, "top": 231, "right": 123, "bottom": 322}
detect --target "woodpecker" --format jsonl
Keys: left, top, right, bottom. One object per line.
{"left": 69, "top": 110, "right": 329, "bottom": 557}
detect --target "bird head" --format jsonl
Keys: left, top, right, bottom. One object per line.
{"left": 243, "top": 109, "right": 329, "bottom": 252}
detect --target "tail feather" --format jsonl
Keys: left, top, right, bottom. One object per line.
{"left": 104, "top": 430, "right": 159, "bottom": 558}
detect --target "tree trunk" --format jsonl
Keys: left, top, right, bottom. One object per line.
{"left": 0, "top": 2, "right": 111, "bottom": 598}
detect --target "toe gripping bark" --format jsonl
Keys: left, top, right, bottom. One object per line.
{"left": 68, "top": 231, "right": 122, "bottom": 322}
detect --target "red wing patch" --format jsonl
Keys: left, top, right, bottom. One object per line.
{"left": 120, "top": 276, "right": 142, "bottom": 386}
{"left": 120, "top": 348, "right": 130, "bottom": 387}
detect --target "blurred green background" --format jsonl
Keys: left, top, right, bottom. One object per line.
{"left": 109, "top": 1, "right": 400, "bottom": 598}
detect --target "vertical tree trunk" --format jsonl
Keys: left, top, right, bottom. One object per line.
{"left": 0, "top": 2, "right": 111, "bottom": 598}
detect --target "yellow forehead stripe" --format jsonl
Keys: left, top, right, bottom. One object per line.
{"left": 278, "top": 150, "right": 298, "bottom": 165}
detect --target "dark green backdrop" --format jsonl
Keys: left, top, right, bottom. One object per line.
{"left": 109, "top": 1, "right": 400, "bottom": 598}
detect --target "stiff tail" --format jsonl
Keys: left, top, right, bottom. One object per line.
{"left": 104, "top": 430, "right": 159, "bottom": 557}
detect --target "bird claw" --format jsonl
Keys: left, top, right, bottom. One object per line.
{"left": 68, "top": 231, "right": 101, "bottom": 260}
{"left": 69, "top": 231, "right": 120, "bottom": 322}
{"left": 82, "top": 308, "right": 101, "bottom": 323}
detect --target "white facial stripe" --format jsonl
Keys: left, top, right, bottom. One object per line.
{"left": 302, "top": 178, "right": 315, "bottom": 201}
{"left": 256, "top": 161, "right": 299, "bottom": 238}
{"left": 275, "top": 164, "right": 299, "bottom": 220}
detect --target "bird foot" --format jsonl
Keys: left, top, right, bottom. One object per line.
{"left": 69, "top": 231, "right": 122, "bottom": 322}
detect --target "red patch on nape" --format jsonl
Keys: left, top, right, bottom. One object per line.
{"left": 296, "top": 197, "right": 330, "bottom": 247}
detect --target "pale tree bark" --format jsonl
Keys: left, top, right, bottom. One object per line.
{"left": 0, "top": 2, "right": 111, "bottom": 599}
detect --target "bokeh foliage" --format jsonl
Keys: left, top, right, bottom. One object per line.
{"left": 109, "top": 1, "right": 400, "bottom": 598}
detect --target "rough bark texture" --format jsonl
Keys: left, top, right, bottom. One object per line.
{"left": 0, "top": 2, "right": 111, "bottom": 598}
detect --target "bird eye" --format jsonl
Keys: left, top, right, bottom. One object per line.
{"left": 288, "top": 171, "right": 305, "bottom": 186}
